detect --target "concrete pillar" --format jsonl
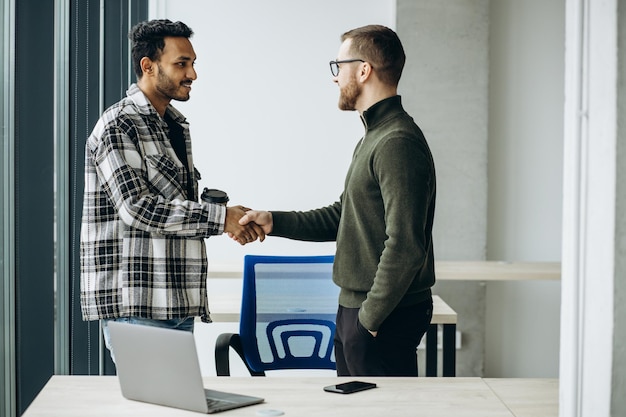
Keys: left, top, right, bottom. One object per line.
{"left": 396, "top": 0, "right": 490, "bottom": 376}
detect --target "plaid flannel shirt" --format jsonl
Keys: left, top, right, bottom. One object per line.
{"left": 80, "top": 84, "right": 224, "bottom": 322}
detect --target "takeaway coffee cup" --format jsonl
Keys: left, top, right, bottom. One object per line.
{"left": 201, "top": 188, "right": 229, "bottom": 205}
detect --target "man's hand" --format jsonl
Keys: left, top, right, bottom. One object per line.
{"left": 224, "top": 206, "right": 266, "bottom": 245}
{"left": 227, "top": 210, "right": 273, "bottom": 245}
{"left": 239, "top": 210, "right": 273, "bottom": 234}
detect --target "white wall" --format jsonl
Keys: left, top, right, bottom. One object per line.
{"left": 149, "top": 0, "right": 565, "bottom": 378}
{"left": 150, "top": 0, "right": 565, "bottom": 264}
{"left": 487, "top": 0, "right": 564, "bottom": 262}
{"left": 149, "top": 0, "right": 396, "bottom": 376}
{"left": 485, "top": 0, "right": 564, "bottom": 377}
{"left": 149, "top": 0, "right": 396, "bottom": 265}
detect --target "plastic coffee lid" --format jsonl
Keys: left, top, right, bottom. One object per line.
{"left": 201, "top": 188, "right": 229, "bottom": 204}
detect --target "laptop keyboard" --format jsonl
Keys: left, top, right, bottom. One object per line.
{"left": 205, "top": 392, "right": 235, "bottom": 408}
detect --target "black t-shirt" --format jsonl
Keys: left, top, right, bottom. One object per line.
{"left": 164, "top": 113, "right": 194, "bottom": 199}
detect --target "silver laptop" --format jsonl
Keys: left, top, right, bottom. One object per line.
{"left": 108, "top": 321, "right": 264, "bottom": 414}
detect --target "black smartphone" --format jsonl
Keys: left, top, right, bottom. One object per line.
{"left": 323, "top": 380, "right": 377, "bottom": 394}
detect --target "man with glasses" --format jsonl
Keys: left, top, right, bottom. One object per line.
{"left": 238, "top": 25, "right": 436, "bottom": 377}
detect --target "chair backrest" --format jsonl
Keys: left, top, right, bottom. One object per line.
{"left": 239, "top": 255, "right": 339, "bottom": 373}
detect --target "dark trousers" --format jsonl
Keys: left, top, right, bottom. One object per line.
{"left": 334, "top": 298, "right": 433, "bottom": 376}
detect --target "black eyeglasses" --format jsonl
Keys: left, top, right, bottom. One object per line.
{"left": 329, "top": 59, "right": 365, "bottom": 77}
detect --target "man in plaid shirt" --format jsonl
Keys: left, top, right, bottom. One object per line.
{"left": 80, "top": 19, "right": 264, "bottom": 360}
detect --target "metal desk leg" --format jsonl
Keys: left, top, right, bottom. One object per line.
{"left": 442, "top": 324, "right": 456, "bottom": 377}
{"left": 425, "top": 324, "right": 437, "bottom": 376}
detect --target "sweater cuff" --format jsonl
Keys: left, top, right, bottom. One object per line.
{"left": 269, "top": 211, "right": 292, "bottom": 237}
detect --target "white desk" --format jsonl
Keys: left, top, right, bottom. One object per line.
{"left": 205, "top": 260, "right": 562, "bottom": 377}
{"left": 208, "top": 294, "right": 457, "bottom": 377}
{"left": 22, "top": 376, "right": 557, "bottom": 417}
{"left": 207, "top": 261, "right": 561, "bottom": 281}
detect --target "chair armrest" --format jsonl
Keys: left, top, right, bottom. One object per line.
{"left": 214, "top": 333, "right": 265, "bottom": 376}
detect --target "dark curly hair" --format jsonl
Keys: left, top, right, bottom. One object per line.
{"left": 129, "top": 19, "right": 194, "bottom": 79}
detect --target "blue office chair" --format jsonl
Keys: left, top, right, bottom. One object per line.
{"left": 215, "top": 255, "right": 338, "bottom": 376}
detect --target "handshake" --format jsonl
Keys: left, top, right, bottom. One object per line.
{"left": 224, "top": 206, "right": 272, "bottom": 246}
{"left": 201, "top": 188, "right": 270, "bottom": 245}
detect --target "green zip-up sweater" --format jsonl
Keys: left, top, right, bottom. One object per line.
{"left": 271, "top": 95, "right": 436, "bottom": 331}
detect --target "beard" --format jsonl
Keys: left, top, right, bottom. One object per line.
{"left": 338, "top": 75, "right": 360, "bottom": 111}
{"left": 156, "top": 64, "right": 191, "bottom": 102}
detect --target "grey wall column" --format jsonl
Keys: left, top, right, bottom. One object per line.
{"left": 14, "top": 0, "right": 56, "bottom": 414}
{"left": 396, "top": 0, "right": 490, "bottom": 376}
{"left": 68, "top": 0, "right": 102, "bottom": 377}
